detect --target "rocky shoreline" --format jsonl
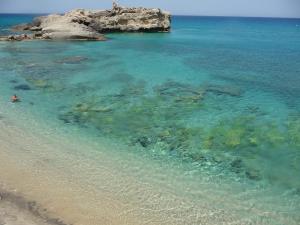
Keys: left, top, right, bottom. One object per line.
{"left": 0, "top": 2, "right": 171, "bottom": 41}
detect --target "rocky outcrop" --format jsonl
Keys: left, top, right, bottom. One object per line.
{"left": 90, "top": 2, "right": 171, "bottom": 32}
{"left": 0, "top": 34, "right": 34, "bottom": 41}
{"left": 2, "top": 2, "right": 171, "bottom": 41}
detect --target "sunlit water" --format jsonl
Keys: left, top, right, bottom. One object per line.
{"left": 0, "top": 14, "right": 300, "bottom": 224}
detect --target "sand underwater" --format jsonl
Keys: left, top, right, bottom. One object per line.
{"left": 0, "top": 15, "right": 300, "bottom": 224}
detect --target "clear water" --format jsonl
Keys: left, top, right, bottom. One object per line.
{"left": 0, "top": 15, "right": 300, "bottom": 224}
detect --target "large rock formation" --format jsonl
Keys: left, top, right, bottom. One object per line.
{"left": 90, "top": 2, "right": 171, "bottom": 32}
{"left": 2, "top": 2, "right": 171, "bottom": 41}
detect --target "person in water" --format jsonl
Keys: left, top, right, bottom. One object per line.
{"left": 11, "top": 94, "right": 19, "bottom": 103}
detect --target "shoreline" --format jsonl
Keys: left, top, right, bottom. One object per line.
{"left": 0, "top": 116, "right": 141, "bottom": 225}
{"left": 0, "top": 89, "right": 299, "bottom": 225}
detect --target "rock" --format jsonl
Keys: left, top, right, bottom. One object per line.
{"left": 14, "top": 84, "right": 32, "bottom": 91}
{"left": 204, "top": 85, "right": 242, "bottom": 97}
{"left": 11, "top": 23, "right": 32, "bottom": 31}
{"left": 136, "top": 136, "right": 152, "bottom": 147}
{"left": 245, "top": 169, "right": 261, "bottom": 181}
{"left": 90, "top": 2, "right": 171, "bottom": 32}
{"left": 230, "top": 159, "right": 243, "bottom": 173}
{"left": 0, "top": 34, "right": 33, "bottom": 41}
{"left": 55, "top": 56, "right": 88, "bottom": 64}
{"left": 36, "top": 13, "right": 106, "bottom": 40}
{"left": 29, "top": 26, "right": 42, "bottom": 31}
{"left": 34, "top": 31, "right": 43, "bottom": 38}
{"left": 29, "top": 79, "right": 49, "bottom": 89}
{"left": 90, "top": 106, "right": 113, "bottom": 113}
{"left": 5, "top": 2, "right": 171, "bottom": 41}
{"left": 9, "top": 80, "right": 19, "bottom": 84}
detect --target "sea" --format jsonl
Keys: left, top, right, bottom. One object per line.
{"left": 0, "top": 14, "right": 300, "bottom": 224}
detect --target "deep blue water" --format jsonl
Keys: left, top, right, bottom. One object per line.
{"left": 0, "top": 15, "right": 300, "bottom": 218}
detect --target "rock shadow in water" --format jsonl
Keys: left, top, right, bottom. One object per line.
{"left": 14, "top": 84, "right": 32, "bottom": 91}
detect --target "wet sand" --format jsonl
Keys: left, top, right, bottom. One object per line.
{"left": 0, "top": 117, "right": 140, "bottom": 225}
{"left": 0, "top": 186, "right": 68, "bottom": 225}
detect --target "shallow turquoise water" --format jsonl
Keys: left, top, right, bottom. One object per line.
{"left": 0, "top": 15, "right": 300, "bottom": 218}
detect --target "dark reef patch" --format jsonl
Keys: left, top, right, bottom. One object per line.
{"left": 14, "top": 84, "right": 32, "bottom": 91}
{"left": 108, "top": 72, "right": 135, "bottom": 84}
{"left": 9, "top": 79, "right": 19, "bottom": 84}
{"left": 54, "top": 56, "right": 88, "bottom": 64}
{"left": 57, "top": 80, "right": 300, "bottom": 188}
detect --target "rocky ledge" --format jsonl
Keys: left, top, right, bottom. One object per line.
{"left": 0, "top": 2, "right": 171, "bottom": 41}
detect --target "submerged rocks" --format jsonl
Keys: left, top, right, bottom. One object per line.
{"left": 55, "top": 78, "right": 300, "bottom": 188}
{"left": 0, "top": 34, "right": 34, "bottom": 41}
{"left": 2, "top": 2, "right": 171, "bottom": 41}
{"left": 204, "top": 84, "right": 242, "bottom": 97}
{"left": 14, "top": 84, "right": 32, "bottom": 91}
{"left": 245, "top": 169, "right": 261, "bottom": 181}
{"left": 135, "top": 136, "right": 153, "bottom": 148}
{"left": 55, "top": 56, "right": 88, "bottom": 64}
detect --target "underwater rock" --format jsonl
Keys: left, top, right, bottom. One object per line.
{"left": 24, "top": 76, "right": 66, "bottom": 92}
{"left": 74, "top": 103, "right": 90, "bottom": 113}
{"left": 245, "top": 169, "right": 261, "bottom": 181}
{"left": 248, "top": 137, "right": 258, "bottom": 146}
{"left": 135, "top": 136, "right": 153, "bottom": 148}
{"left": 109, "top": 72, "right": 134, "bottom": 84}
{"left": 154, "top": 81, "right": 204, "bottom": 106}
{"left": 55, "top": 56, "right": 88, "bottom": 64}
{"left": 175, "top": 94, "right": 204, "bottom": 104}
{"left": 155, "top": 81, "right": 201, "bottom": 96}
{"left": 58, "top": 112, "right": 85, "bottom": 124}
{"left": 287, "top": 117, "right": 300, "bottom": 147}
{"left": 25, "top": 79, "right": 50, "bottom": 90}
{"left": 14, "top": 84, "right": 32, "bottom": 91}
{"left": 204, "top": 84, "right": 242, "bottom": 97}
{"left": 230, "top": 159, "right": 243, "bottom": 174}
{"left": 246, "top": 106, "right": 260, "bottom": 114}
{"left": 90, "top": 106, "right": 113, "bottom": 113}
{"left": 58, "top": 113, "right": 72, "bottom": 124}
{"left": 9, "top": 79, "right": 19, "bottom": 84}
{"left": 119, "top": 81, "right": 146, "bottom": 97}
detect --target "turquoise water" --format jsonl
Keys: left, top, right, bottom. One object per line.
{"left": 1, "top": 14, "right": 300, "bottom": 222}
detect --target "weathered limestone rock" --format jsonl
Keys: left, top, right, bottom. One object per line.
{"left": 2, "top": 2, "right": 171, "bottom": 41}
{"left": 90, "top": 2, "right": 171, "bottom": 32}
{"left": 0, "top": 34, "right": 34, "bottom": 41}
{"left": 11, "top": 23, "right": 32, "bottom": 31}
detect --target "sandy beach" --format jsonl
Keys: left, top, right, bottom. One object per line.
{"left": 0, "top": 114, "right": 141, "bottom": 225}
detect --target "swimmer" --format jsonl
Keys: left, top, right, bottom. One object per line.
{"left": 11, "top": 94, "right": 19, "bottom": 103}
